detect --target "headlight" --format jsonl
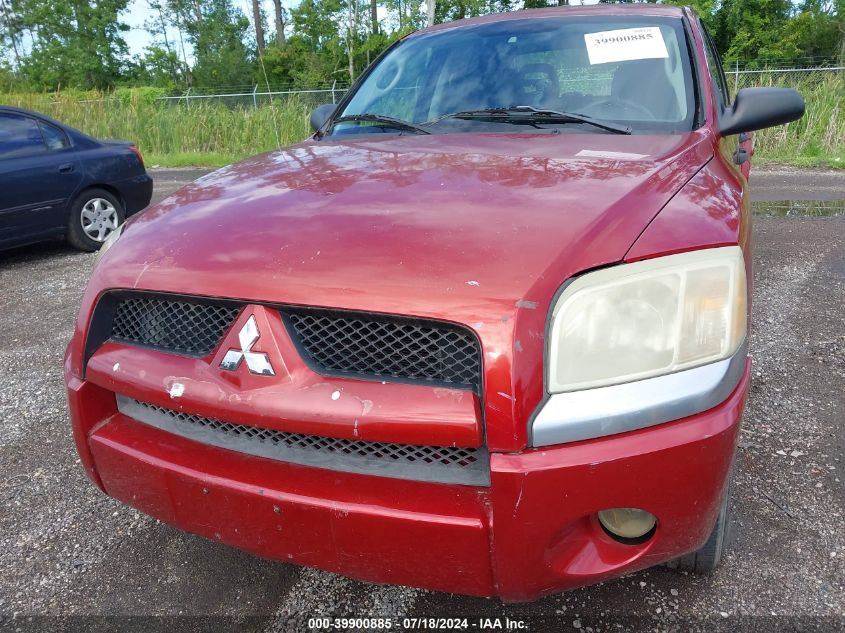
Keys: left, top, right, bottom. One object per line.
{"left": 548, "top": 246, "right": 747, "bottom": 393}
{"left": 94, "top": 222, "right": 125, "bottom": 263}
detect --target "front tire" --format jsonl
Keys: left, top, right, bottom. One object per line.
{"left": 666, "top": 472, "right": 733, "bottom": 573}
{"left": 67, "top": 188, "right": 125, "bottom": 252}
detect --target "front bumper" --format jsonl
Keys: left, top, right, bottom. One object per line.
{"left": 66, "top": 352, "right": 749, "bottom": 602}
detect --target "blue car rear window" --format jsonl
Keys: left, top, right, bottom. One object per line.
{"left": 0, "top": 114, "right": 48, "bottom": 158}
{"left": 38, "top": 121, "right": 71, "bottom": 151}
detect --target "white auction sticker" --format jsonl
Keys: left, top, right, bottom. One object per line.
{"left": 584, "top": 27, "right": 669, "bottom": 65}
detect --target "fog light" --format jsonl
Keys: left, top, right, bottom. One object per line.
{"left": 598, "top": 508, "right": 657, "bottom": 543}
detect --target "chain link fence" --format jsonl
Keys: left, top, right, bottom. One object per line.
{"left": 726, "top": 66, "right": 844, "bottom": 94}
{"left": 155, "top": 83, "right": 351, "bottom": 109}
{"left": 154, "top": 66, "right": 843, "bottom": 109}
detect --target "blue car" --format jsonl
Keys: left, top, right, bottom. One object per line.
{"left": 0, "top": 106, "right": 153, "bottom": 252}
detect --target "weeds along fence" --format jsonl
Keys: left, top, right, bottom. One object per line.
{"left": 153, "top": 67, "right": 845, "bottom": 165}
{"left": 156, "top": 83, "right": 351, "bottom": 110}
{"left": 724, "top": 67, "right": 844, "bottom": 163}
{"left": 0, "top": 67, "right": 841, "bottom": 164}
{"left": 0, "top": 85, "right": 340, "bottom": 162}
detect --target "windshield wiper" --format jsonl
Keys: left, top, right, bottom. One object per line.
{"left": 332, "top": 114, "right": 431, "bottom": 135}
{"left": 427, "top": 106, "right": 632, "bottom": 135}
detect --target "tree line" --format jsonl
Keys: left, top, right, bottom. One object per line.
{"left": 0, "top": 0, "right": 843, "bottom": 92}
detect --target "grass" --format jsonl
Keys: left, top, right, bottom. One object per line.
{"left": 1, "top": 71, "right": 843, "bottom": 168}
{"left": 143, "top": 152, "right": 247, "bottom": 168}
{"left": 0, "top": 90, "right": 312, "bottom": 167}
{"left": 738, "top": 70, "right": 845, "bottom": 169}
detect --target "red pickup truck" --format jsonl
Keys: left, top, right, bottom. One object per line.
{"left": 65, "top": 5, "right": 803, "bottom": 602}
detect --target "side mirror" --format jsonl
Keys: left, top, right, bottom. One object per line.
{"left": 310, "top": 103, "right": 337, "bottom": 132}
{"left": 720, "top": 87, "right": 804, "bottom": 136}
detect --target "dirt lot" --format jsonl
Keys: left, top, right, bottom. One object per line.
{"left": 1, "top": 168, "right": 843, "bottom": 633}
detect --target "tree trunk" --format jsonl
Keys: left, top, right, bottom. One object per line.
{"left": 154, "top": 3, "right": 179, "bottom": 83}
{"left": 251, "top": 0, "right": 265, "bottom": 52}
{"left": 347, "top": 0, "right": 356, "bottom": 82}
{"left": 839, "top": 26, "right": 845, "bottom": 66}
{"left": 370, "top": 0, "right": 378, "bottom": 35}
{"left": 0, "top": 0, "right": 22, "bottom": 70}
{"left": 191, "top": 0, "right": 203, "bottom": 25}
{"left": 174, "top": 13, "right": 191, "bottom": 86}
{"left": 273, "top": 0, "right": 285, "bottom": 45}
{"left": 426, "top": 0, "right": 435, "bottom": 27}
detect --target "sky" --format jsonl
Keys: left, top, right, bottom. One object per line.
{"left": 123, "top": 0, "right": 284, "bottom": 57}
{"left": 122, "top": 0, "right": 598, "bottom": 57}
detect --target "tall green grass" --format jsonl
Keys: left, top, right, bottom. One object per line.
{"left": 1, "top": 73, "right": 842, "bottom": 168}
{"left": 1, "top": 90, "right": 312, "bottom": 166}
{"left": 740, "top": 71, "right": 845, "bottom": 168}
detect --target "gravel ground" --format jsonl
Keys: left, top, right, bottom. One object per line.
{"left": 0, "top": 167, "right": 843, "bottom": 633}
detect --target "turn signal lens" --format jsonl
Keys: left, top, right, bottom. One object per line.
{"left": 598, "top": 508, "right": 657, "bottom": 542}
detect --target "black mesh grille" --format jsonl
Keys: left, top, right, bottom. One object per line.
{"left": 117, "top": 396, "right": 489, "bottom": 485}
{"left": 94, "top": 293, "right": 483, "bottom": 394}
{"left": 285, "top": 311, "right": 482, "bottom": 392}
{"left": 130, "top": 398, "right": 480, "bottom": 466}
{"left": 111, "top": 298, "right": 240, "bottom": 356}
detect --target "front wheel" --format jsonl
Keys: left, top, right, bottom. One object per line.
{"left": 666, "top": 472, "right": 733, "bottom": 573}
{"left": 67, "top": 188, "right": 125, "bottom": 252}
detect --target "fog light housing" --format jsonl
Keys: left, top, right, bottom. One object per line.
{"left": 598, "top": 508, "right": 657, "bottom": 543}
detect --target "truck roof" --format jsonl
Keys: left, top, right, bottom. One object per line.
{"left": 414, "top": 5, "right": 689, "bottom": 37}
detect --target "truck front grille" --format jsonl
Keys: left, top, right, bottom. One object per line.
{"left": 111, "top": 297, "right": 240, "bottom": 356}
{"left": 285, "top": 310, "right": 482, "bottom": 393}
{"left": 116, "top": 396, "right": 490, "bottom": 486}
{"left": 91, "top": 292, "right": 483, "bottom": 394}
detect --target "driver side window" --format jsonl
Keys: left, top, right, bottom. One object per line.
{"left": 352, "top": 47, "right": 433, "bottom": 123}
{"left": 700, "top": 23, "right": 730, "bottom": 108}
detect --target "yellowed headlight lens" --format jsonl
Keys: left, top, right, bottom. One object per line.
{"left": 549, "top": 246, "right": 747, "bottom": 393}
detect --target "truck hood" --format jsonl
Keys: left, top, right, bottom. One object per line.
{"left": 85, "top": 131, "right": 714, "bottom": 450}
{"left": 101, "top": 131, "right": 711, "bottom": 320}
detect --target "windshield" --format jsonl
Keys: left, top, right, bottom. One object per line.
{"left": 332, "top": 15, "right": 696, "bottom": 136}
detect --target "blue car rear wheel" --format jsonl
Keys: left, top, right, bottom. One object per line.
{"left": 67, "top": 188, "right": 125, "bottom": 252}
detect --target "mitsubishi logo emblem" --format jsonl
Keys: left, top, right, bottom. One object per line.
{"left": 220, "top": 315, "right": 275, "bottom": 376}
